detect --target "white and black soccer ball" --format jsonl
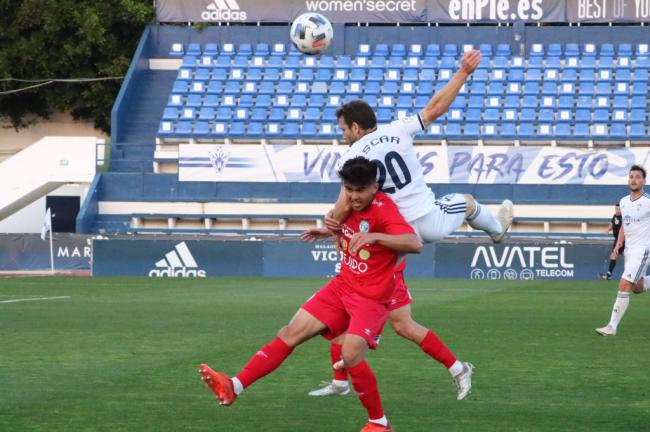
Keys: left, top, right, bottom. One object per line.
{"left": 290, "top": 13, "right": 333, "bottom": 55}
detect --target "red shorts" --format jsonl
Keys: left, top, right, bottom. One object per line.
{"left": 302, "top": 276, "right": 388, "bottom": 350}
{"left": 387, "top": 270, "right": 413, "bottom": 312}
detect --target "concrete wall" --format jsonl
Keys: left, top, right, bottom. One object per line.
{"left": 0, "top": 113, "right": 107, "bottom": 161}
{"left": 0, "top": 184, "right": 90, "bottom": 233}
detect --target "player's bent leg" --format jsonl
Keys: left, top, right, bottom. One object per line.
{"left": 200, "top": 308, "right": 327, "bottom": 405}
{"left": 389, "top": 305, "right": 473, "bottom": 400}
{"left": 464, "top": 194, "right": 514, "bottom": 243}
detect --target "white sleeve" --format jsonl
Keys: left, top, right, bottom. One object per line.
{"left": 336, "top": 146, "right": 360, "bottom": 171}
{"left": 389, "top": 113, "right": 425, "bottom": 137}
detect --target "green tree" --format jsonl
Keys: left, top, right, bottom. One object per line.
{"left": 0, "top": 0, "right": 154, "bottom": 133}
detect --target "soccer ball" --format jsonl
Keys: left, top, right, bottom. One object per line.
{"left": 290, "top": 13, "right": 333, "bottom": 55}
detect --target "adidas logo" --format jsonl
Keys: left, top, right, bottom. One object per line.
{"left": 148, "top": 242, "right": 207, "bottom": 278}
{"left": 201, "top": 0, "right": 247, "bottom": 21}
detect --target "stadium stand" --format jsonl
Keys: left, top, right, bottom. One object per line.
{"left": 77, "top": 25, "right": 650, "bottom": 238}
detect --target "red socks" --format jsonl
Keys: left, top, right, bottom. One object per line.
{"left": 419, "top": 330, "right": 457, "bottom": 368}
{"left": 348, "top": 360, "right": 384, "bottom": 420}
{"left": 330, "top": 343, "right": 349, "bottom": 381}
{"left": 235, "top": 337, "right": 294, "bottom": 388}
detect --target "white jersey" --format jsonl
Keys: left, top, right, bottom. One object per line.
{"left": 337, "top": 114, "right": 434, "bottom": 222}
{"left": 619, "top": 193, "right": 650, "bottom": 251}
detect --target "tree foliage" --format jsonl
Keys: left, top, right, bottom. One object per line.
{"left": 0, "top": 0, "right": 154, "bottom": 133}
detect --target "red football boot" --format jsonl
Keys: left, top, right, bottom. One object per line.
{"left": 199, "top": 363, "right": 237, "bottom": 406}
{"left": 360, "top": 421, "right": 392, "bottom": 431}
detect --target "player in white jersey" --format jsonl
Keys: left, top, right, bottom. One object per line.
{"left": 331, "top": 51, "right": 513, "bottom": 244}
{"left": 596, "top": 165, "right": 650, "bottom": 336}
{"left": 306, "top": 51, "right": 511, "bottom": 400}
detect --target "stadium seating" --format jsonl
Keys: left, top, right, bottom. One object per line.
{"left": 157, "top": 42, "right": 650, "bottom": 144}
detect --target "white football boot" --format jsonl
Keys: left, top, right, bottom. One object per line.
{"left": 595, "top": 325, "right": 617, "bottom": 336}
{"left": 453, "top": 362, "right": 474, "bottom": 400}
{"left": 490, "top": 200, "right": 514, "bottom": 243}
{"left": 308, "top": 380, "right": 351, "bottom": 397}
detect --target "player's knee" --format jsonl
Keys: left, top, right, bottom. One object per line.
{"left": 276, "top": 324, "right": 302, "bottom": 347}
{"left": 463, "top": 194, "right": 476, "bottom": 215}
{"left": 391, "top": 320, "right": 414, "bottom": 340}
{"left": 341, "top": 346, "right": 364, "bottom": 367}
{"left": 632, "top": 283, "right": 644, "bottom": 294}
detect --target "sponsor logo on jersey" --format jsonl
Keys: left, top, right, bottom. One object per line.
{"left": 359, "top": 249, "right": 370, "bottom": 260}
{"left": 359, "top": 220, "right": 370, "bottom": 232}
{"left": 148, "top": 242, "right": 207, "bottom": 277}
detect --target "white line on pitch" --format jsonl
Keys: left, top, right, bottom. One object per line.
{"left": 0, "top": 296, "right": 71, "bottom": 304}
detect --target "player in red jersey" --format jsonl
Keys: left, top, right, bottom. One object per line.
{"left": 199, "top": 157, "right": 422, "bottom": 432}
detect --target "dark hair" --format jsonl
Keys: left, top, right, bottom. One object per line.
{"left": 615, "top": 203, "right": 620, "bottom": 207}
{"left": 338, "top": 157, "right": 378, "bottom": 187}
{"left": 335, "top": 100, "right": 377, "bottom": 130}
{"left": 630, "top": 164, "right": 647, "bottom": 179}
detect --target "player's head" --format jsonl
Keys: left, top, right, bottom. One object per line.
{"left": 337, "top": 156, "right": 379, "bottom": 211}
{"left": 336, "top": 100, "right": 377, "bottom": 145}
{"left": 628, "top": 165, "right": 646, "bottom": 192}
{"left": 615, "top": 203, "right": 621, "bottom": 215}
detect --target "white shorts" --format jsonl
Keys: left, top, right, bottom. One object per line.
{"left": 409, "top": 193, "right": 468, "bottom": 243}
{"left": 622, "top": 248, "right": 650, "bottom": 283}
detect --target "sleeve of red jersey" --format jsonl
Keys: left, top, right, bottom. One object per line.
{"left": 379, "top": 195, "right": 416, "bottom": 236}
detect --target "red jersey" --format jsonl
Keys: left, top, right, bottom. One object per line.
{"left": 337, "top": 191, "right": 415, "bottom": 301}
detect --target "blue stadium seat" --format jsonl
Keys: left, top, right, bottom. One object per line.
{"left": 198, "top": 107, "right": 214, "bottom": 121}
{"left": 255, "top": 94, "right": 271, "bottom": 108}
{"left": 286, "top": 108, "right": 303, "bottom": 123}
{"left": 555, "top": 123, "right": 571, "bottom": 141}
{"left": 518, "top": 123, "right": 534, "bottom": 139}
{"left": 525, "top": 69, "right": 542, "bottom": 82}
{"left": 618, "top": 43, "right": 632, "bottom": 56}
{"left": 595, "top": 82, "right": 612, "bottom": 96}
{"left": 167, "top": 94, "right": 183, "bottom": 107}
{"left": 409, "top": 44, "right": 423, "bottom": 57}
{"left": 318, "top": 123, "right": 337, "bottom": 139}
{"left": 362, "top": 95, "right": 378, "bottom": 107}
{"left": 502, "top": 109, "right": 517, "bottom": 122}
{"left": 551, "top": 107, "right": 568, "bottom": 124}
{"left": 277, "top": 81, "right": 294, "bottom": 94}
{"left": 172, "top": 80, "right": 189, "bottom": 93}
{"left": 573, "top": 123, "right": 589, "bottom": 139}
{"left": 202, "top": 94, "right": 218, "bottom": 107}
{"left": 578, "top": 82, "right": 594, "bottom": 96}
{"left": 216, "top": 107, "right": 232, "bottom": 121}
{"left": 169, "top": 43, "right": 184, "bottom": 56}
{"left": 332, "top": 69, "right": 348, "bottom": 81}
{"left": 465, "top": 109, "right": 480, "bottom": 123}
{"left": 519, "top": 109, "right": 535, "bottom": 123}
{"left": 337, "top": 56, "right": 352, "bottom": 68}
{"left": 309, "top": 95, "right": 325, "bottom": 107}
{"left": 414, "top": 96, "right": 429, "bottom": 109}
{"left": 503, "top": 96, "right": 519, "bottom": 109}
{"left": 538, "top": 109, "right": 554, "bottom": 123}
{"left": 445, "top": 123, "right": 461, "bottom": 138}
{"left": 636, "top": 44, "right": 649, "bottom": 57}
{"left": 251, "top": 108, "right": 267, "bottom": 121}
{"left": 327, "top": 94, "right": 343, "bottom": 107}
{"left": 632, "top": 96, "right": 647, "bottom": 109}
{"left": 370, "top": 56, "right": 386, "bottom": 69}
{"left": 521, "top": 95, "right": 538, "bottom": 108}
{"left": 492, "top": 44, "right": 509, "bottom": 57}
{"left": 268, "top": 108, "right": 285, "bottom": 122}
{"left": 527, "top": 57, "right": 544, "bottom": 69}
{"left": 158, "top": 121, "right": 174, "bottom": 136}
{"left": 443, "top": 44, "right": 458, "bottom": 57}
{"left": 631, "top": 109, "right": 646, "bottom": 123}
{"left": 417, "top": 82, "right": 434, "bottom": 96}
{"left": 300, "top": 122, "right": 317, "bottom": 137}
{"left": 209, "top": 122, "right": 226, "bottom": 138}
{"left": 304, "top": 108, "right": 320, "bottom": 122}
{"left": 270, "top": 43, "right": 286, "bottom": 56}
{"left": 463, "top": 123, "right": 479, "bottom": 139}
{"left": 174, "top": 121, "right": 192, "bottom": 137}
{"left": 509, "top": 69, "right": 525, "bottom": 82}
{"left": 425, "top": 123, "right": 443, "bottom": 139}
{"left": 575, "top": 109, "right": 590, "bottom": 123}
{"left": 233, "top": 107, "right": 249, "bottom": 121}
{"left": 162, "top": 106, "right": 179, "bottom": 120}
{"left": 377, "top": 108, "right": 391, "bottom": 123}
{"left": 388, "top": 57, "right": 403, "bottom": 68}
{"left": 425, "top": 44, "right": 440, "bottom": 58}
{"left": 612, "top": 109, "right": 627, "bottom": 123}
{"left": 193, "top": 121, "right": 210, "bottom": 137}
{"left": 350, "top": 68, "right": 365, "bottom": 81}
{"left": 323, "top": 108, "right": 336, "bottom": 122}
{"left": 290, "top": 94, "right": 307, "bottom": 107}
{"left": 254, "top": 43, "right": 269, "bottom": 57}
{"left": 580, "top": 69, "right": 595, "bottom": 82}
{"left": 530, "top": 43, "right": 544, "bottom": 57}
{"left": 368, "top": 69, "right": 383, "bottom": 81}
{"left": 630, "top": 123, "right": 647, "bottom": 139}
{"left": 500, "top": 123, "right": 516, "bottom": 139}
{"left": 281, "top": 123, "right": 299, "bottom": 138}
{"left": 396, "top": 95, "right": 412, "bottom": 109}
{"left": 565, "top": 44, "right": 579, "bottom": 57}
{"left": 593, "top": 109, "right": 609, "bottom": 122}
{"left": 274, "top": 95, "right": 289, "bottom": 108}
{"left": 484, "top": 109, "right": 499, "bottom": 122}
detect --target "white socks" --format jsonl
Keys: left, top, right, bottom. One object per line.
{"left": 608, "top": 291, "right": 630, "bottom": 330}
{"left": 333, "top": 379, "right": 349, "bottom": 387}
{"left": 369, "top": 416, "right": 388, "bottom": 426}
{"left": 643, "top": 277, "right": 650, "bottom": 291}
{"left": 231, "top": 377, "right": 244, "bottom": 395}
{"left": 466, "top": 201, "right": 502, "bottom": 237}
{"left": 449, "top": 360, "right": 464, "bottom": 377}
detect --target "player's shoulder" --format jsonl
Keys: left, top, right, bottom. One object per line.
{"left": 370, "top": 192, "right": 399, "bottom": 212}
{"left": 620, "top": 195, "right": 631, "bottom": 206}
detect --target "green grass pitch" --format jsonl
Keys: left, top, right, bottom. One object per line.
{"left": 1, "top": 277, "right": 648, "bottom": 431}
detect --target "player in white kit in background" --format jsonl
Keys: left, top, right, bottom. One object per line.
{"left": 331, "top": 50, "right": 513, "bottom": 244}
{"left": 596, "top": 165, "right": 650, "bottom": 336}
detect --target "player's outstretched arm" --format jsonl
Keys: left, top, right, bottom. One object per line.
{"left": 419, "top": 50, "right": 481, "bottom": 128}
{"left": 349, "top": 232, "right": 422, "bottom": 255}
